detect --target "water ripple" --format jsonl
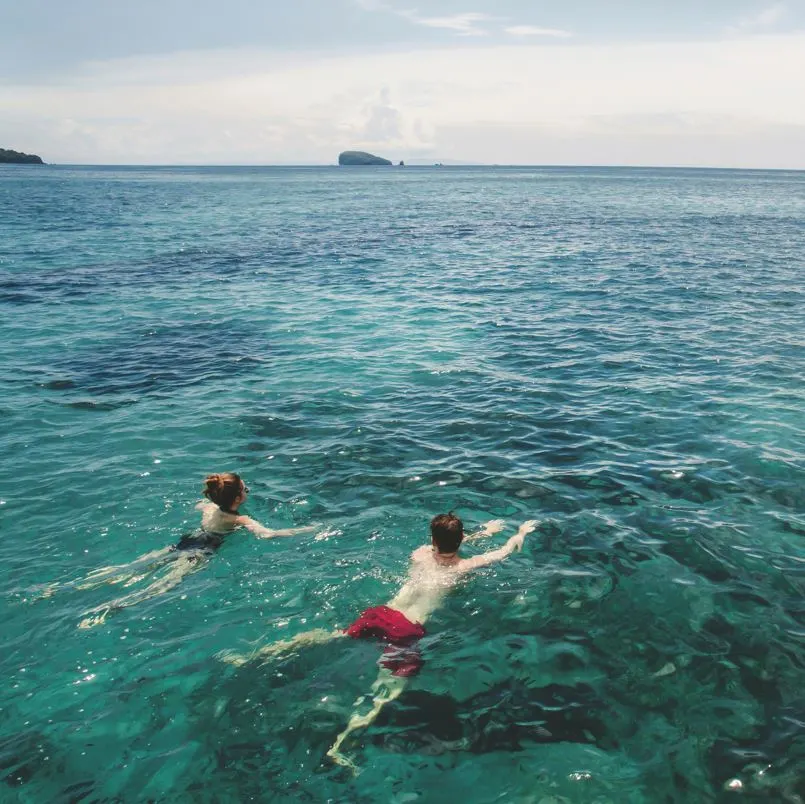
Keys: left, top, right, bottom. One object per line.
{"left": 1, "top": 165, "right": 804, "bottom": 802}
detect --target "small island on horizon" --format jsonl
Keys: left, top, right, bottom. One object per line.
{"left": 338, "top": 150, "right": 392, "bottom": 166}
{"left": 0, "top": 148, "right": 45, "bottom": 164}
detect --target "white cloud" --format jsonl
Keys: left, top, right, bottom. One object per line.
{"left": 756, "top": 3, "right": 786, "bottom": 25}
{"left": 351, "top": 1, "right": 492, "bottom": 36}
{"left": 398, "top": 10, "right": 492, "bottom": 36}
{"left": 361, "top": 87, "right": 403, "bottom": 141}
{"left": 354, "top": 2, "right": 570, "bottom": 39}
{"left": 504, "top": 25, "right": 573, "bottom": 38}
{"left": 727, "top": 2, "right": 786, "bottom": 34}
{"left": 2, "top": 34, "right": 805, "bottom": 167}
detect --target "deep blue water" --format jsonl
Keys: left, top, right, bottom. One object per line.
{"left": 1, "top": 164, "right": 804, "bottom": 803}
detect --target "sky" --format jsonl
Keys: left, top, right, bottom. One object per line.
{"left": 1, "top": 0, "right": 804, "bottom": 167}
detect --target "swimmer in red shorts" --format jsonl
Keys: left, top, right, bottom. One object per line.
{"left": 220, "top": 512, "right": 537, "bottom": 769}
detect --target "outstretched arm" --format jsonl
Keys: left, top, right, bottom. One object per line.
{"left": 459, "top": 520, "right": 537, "bottom": 573}
{"left": 464, "top": 519, "right": 506, "bottom": 542}
{"left": 237, "top": 515, "right": 316, "bottom": 539}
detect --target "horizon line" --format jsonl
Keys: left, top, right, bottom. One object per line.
{"left": 6, "top": 162, "right": 805, "bottom": 172}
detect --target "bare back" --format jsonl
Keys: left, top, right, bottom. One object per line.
{"left": 386, "top": 521, "right": 536, "bottom": 624}
{"left": 385, "top": 546, "right": 466, "bottom": 624}
{"left": 198, "top": 502, "right": 240, "bottom": 534}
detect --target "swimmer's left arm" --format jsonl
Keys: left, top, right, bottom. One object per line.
{"left": 237, "top": 515, "right": 316, "bottom": 539}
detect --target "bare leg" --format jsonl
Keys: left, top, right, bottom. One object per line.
{"left": 217, "top": 628, "right": 409, "bottom": 771}
{"left": 326, "top": 670, "right": 407, "bottom": 772}
{"left": 75, "top": 548, "right": 175, "bottom": 590}
{"left": 78, "top": 553, "right": 203, "bottom": 629}
{"left": 217, "top": 628, "right": 346, "bottom": 666}
{"left": 34, "top": 548, "right": 175, "bottom": 600}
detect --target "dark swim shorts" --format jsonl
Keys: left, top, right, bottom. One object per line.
{"left": 172, "top": 530, "right": 225, "bottom": 554}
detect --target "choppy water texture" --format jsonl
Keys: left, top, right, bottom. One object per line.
{"left": 1, "top": 164, "right": 804, "bottom": 803}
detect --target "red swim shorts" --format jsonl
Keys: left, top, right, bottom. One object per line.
{"left": 345, "top": 605, "right": 426, "bottom": 677}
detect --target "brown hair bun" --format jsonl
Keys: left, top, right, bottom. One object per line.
{"left": 202, "top": 472, "right": 242, "bottom": 511}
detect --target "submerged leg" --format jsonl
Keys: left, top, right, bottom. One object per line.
{"left": 78, "top": 553, "right": 204, "bottom": 629}
{"left": 326, "top": 670, "right": 407, "bottom": 772}
{"left": 76, "top": 547, "right": 175, "bottom": 589}
{"left": 217, "top": 628, "right": 346, "bottom": 666}
{"left": 33, "top": 548, "right": 175, "bottom": 600}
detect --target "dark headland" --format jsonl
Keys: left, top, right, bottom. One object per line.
{"left": 0, "top": 148, "right": 45, "bottom": 164}
{"left": 338, "top": 150, "right": 392, "bottom": 166}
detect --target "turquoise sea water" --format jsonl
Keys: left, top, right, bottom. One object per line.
{"left": 1, "top": 164, "right": 804, "bottom": 802}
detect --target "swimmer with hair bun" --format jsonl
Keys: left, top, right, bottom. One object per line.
{"left": 193, "top": 472, "right": 313, "bottom": 543}
{"left": 45, "top": 472, "right": 315, "bottom": 628}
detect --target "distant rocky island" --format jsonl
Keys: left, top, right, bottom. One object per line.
{"left": 0, "top": 148, "right": 44, "bottom": 164}
{"left": 338, "top": 150, "right": 392, "bottom": 166}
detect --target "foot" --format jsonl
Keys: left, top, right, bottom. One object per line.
{"left": 216, "top": 649, "right": 250, "bottom": 667}
{"left": 326, "top": 745, "right": 360, "bottom": 775}
{"left": 78, "top": 609, "right": 110, "bottom": 629}
{"left": 30, "top": 583, "right": 59, "bottom": 600}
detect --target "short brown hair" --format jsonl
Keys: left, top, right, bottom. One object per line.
{"left": 430, "top": 512, "right": 464, "bottom": 554}
{"left": 203, "top": 472, "right": 242, "bottom": 511}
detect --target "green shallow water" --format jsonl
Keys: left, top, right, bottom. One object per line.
{"left": 1, "top": 165, "right": 804, "bottom": 802}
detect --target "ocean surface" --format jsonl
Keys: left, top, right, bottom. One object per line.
{"left": 1, "top": 164, "right": 804, "bottom": 803}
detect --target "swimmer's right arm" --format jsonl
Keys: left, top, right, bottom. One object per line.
{"left": 237, "top": 515, "right": 316, "bottom": 539}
